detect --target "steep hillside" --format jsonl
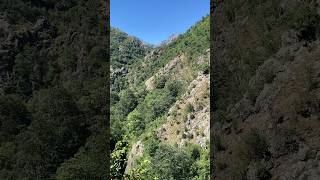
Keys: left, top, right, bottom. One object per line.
{"left": 212, "top": 0, "right": 320, "bottom": 179}
{"left": 110, "top": 16, "right": 210, "bottom": 179}
{"left": 0, "top": 0, "right": 109, "bottom": 179}
{"left": 110, "top": 28, "right": 151, "bottom": 92}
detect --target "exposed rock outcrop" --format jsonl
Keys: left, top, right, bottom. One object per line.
{"left": 145, "top": 54, "right": 186, "bottom": 91}
{"left": 212, "top": 0, "right": 320, "bottom": 179}
{"left": 124, "top": 141, "right": 144, "bottom": 174}
{"left": 157, "top": 71, "right": 210, "bottom": 148}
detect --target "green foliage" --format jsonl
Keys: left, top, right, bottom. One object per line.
{"left": 198, "top": 62, "right": 209, "bottom": 74}
{"left": 186, "top": 144, "right": 201, "bottom": 161}
{"left": 181, "top": 103, "right": 194, "bottom": 122}
{"left": 15, "top": 87, "right": 88, "bottom": 178}
{"left": 147, "top": 90, "right": 176, "bottom": 118}
{"left": 185, "top": 103, "right": 194, "bottom": 114}
{"left": 127, "top": 142, "right": 209, "bottom": 180}
{"left": 154, "top": 75, "right": 168, "bottom": 89}
{"left": 109, "top": 12, "right": 210, "bottom": 180}
{"left": 127, "top": 110, "right": 146, "bottom": 137}
{"left": 191, "top": 147, "right": 210, "bottom": 180}
{"left": 56, "top": 131, "right": 108, "bottom": 180}
{"left": 286, "top": 4, "right": 320, "bottom": 30}
{"left": 117, "top": 89, "right": 138, "bottom": 117}
{"left": 256, "top": 164, "right": 272, "bottom": 180}
{"left": 144, "top": 136, "right": 161, "bottom": 157}
{"left": 111, "top": 28, "right": 151, "bottom": 68}
{"left": 0, "top": 95, "right": 30, "bottom": 143}
{"left": 126, "top": 157, "right": 154, "bottom": 179}
{"left": 165, "top": 79, "right": 182, "bottom": 97}
{"left": 129, "top": 16, "right": 209, "bottom": 86}
{"left": 149, "top": 144, "right": 194, "bottom": 179}
{"left": 13, "top": 46, "right": 40, "bottom": 95}
{"left": 241, "top": 130, "right": 270, "bottom": 161}
{"left": 212, "top": 135, "right": 225, "bottom": 152}
{"left": 57, "top": 48, "right": 77, "bottom": 71}
{"left": 0, "top": 0, "right": 43, "bottom": 23}
{"left": 56, "top": 151, "right": 103, "bottom": 180}
{"left": 0, "top": 142, "right": 16, "bottom": 174}
{"left": 111, "top": 140, "right": 129, "bottom": 179}
{"left": 212, "top": 109, "right": 228, "bottom": 123}
{"left": 125, "top": 89, "right": 175, "bottom": 138}
{"left": 0, "top": 0, "right": 109, "bottom": 179}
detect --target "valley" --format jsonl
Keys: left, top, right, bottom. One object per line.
{"left": 110, "top": 16, "right": 210, "bottom": 179}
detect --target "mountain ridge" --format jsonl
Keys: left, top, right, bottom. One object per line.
{"left": 110, "top": 15, "right": 210, "bottom": 179}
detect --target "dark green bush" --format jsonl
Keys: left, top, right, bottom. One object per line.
{"left": 257, "top": 165, "right": 272, "bottom": 180}
{"left": 144, "top": 137, "right": 161, "bottom": 157}
{"left": 185, "top": 103, "right": 194, "bottom": 113}
{"left": 165, "top": 79, "right": 182, "bottom": 97}
{"left": 0, "top": 94, "right": 30, "bottom": 143}
{"left": 154, "top": 75, "right": 168, "bottom": 89}
{"left": 212, "top": 109, "right": 228, "bottom": 123}
{"left": 213, "top": 135, "right": 225, "bottom": 152}
{"left": 241, "top": 130, "right": 270, "bottom": 161}
{"left": 150, "top": 144, "right": 194, "bottom": 179}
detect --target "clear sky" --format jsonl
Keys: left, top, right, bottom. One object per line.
{"left": 111, "top": 0, "right": 209, "bottom": 45}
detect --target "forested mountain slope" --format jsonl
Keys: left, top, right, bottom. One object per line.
{"left": 110, "top": 16, "right": 210, "bottom": 179}
{"left": 212, "top": 0, "right": 320, "bottom": 179}
{"left": 110, "top": 27, "right": 151, "bottom": 93}
{"left": 0, "top": 0, "right": 109, "bottom": 179}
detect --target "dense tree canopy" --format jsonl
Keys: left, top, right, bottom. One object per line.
{"left": 0, "top": 0, "right": 109, "bottom": 179}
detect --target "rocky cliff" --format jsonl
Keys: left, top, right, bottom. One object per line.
{"left": 212, "top": 0, "right": 320, "bottom": 179}
{"left": 111, "top": 16, "right": 210, "bottom": 179}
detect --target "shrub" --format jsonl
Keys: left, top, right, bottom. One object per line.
{"left": 144, "top": 137, "right": 160, "bottom": 157}
{"left": 185, "top": 103, "right": 194, "bottom": 113}
{"left": 150, "top": 144, "right": 194, "bottom": 179}
{"left": 212, "top": 109, "right": 228, "bottom": 123}
{"left": 154, "top": 75, "right": 167, "bottom": 89}
{"left": 56, "top": 132, "right": 108, "bottom": 180}
{"left": 286, "top": 4, "right": 319, "bottom": 30}
{"left": 182, "top": 133, "right": 187, "bottom": 139}
{"left": 165, "top": 79, "right": 182, "bottom": 97}
{"left": 0, "top": 94, "right": 30, "bottom": 143}
{"left": 188, "top": 145, "right": 201, "bottom": 161}
{"left": 127, "top": 110, "right": 145, "bottom": 136}
{"left": 144, "top": 89, "right": 175, "bottom": 119}
{"left": 117, "top": 89, "right": 138, "bottom": 116}
{"left": 110, "top": 140, "right": 129, "bottom": 179}
{"left": 271, "top": 128, "right": 299, "bottom": 157}
{"left": 257, "top": 165, "right": 272, "bottom": 180}
{"left": 125, "top": 157, "right": 153, "bottom": 179}
{"left": 213, "top": 135, "right": 225, "bottom": 152}
{"left": 241, "top": 130, "right": 270, "bottom": 161}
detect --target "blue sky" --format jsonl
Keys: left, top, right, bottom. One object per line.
{"left": 111, "top": 0, "right": 209, "bottom": 45}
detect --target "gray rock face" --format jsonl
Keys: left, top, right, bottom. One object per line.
{"left": 156, "top": 71, "right": 210, "bottom": 149}
{"left": 275, "top": 159, "right": 320, "bottom": 180}
{"left": 145, "top": 54, "right": 186, "bottom": 91}
{"left": 111, "top": 67, "right": 128, "bottom": 79}
{"left": 197, "top": 49, "right": 210, "bottom": 65}
{"left": 215, "top": 40, "right": 320, "bottom": 179}
{"left": 124, "top": 141, "right": 144, "bottom": 174}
